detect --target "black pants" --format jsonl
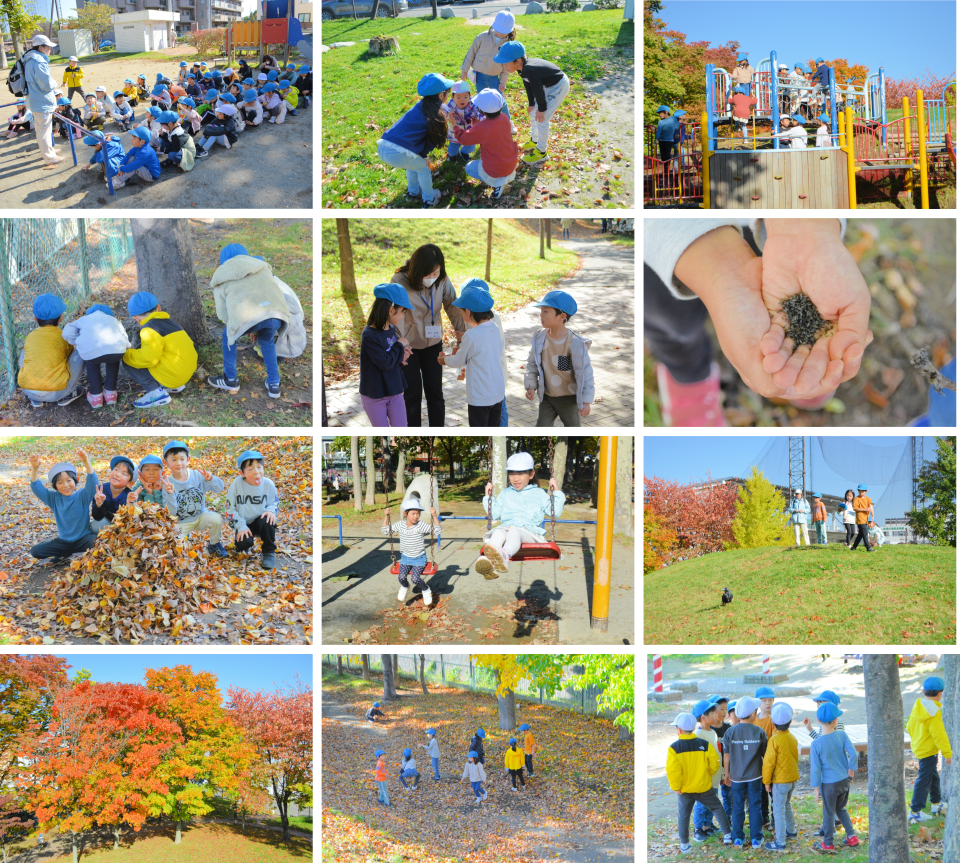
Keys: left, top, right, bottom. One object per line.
{"left": 851, "top": 523, "right": 872, "bottom": 550}
{"left": 644, "top": 227, "right": 761, "bottom": 384}
{"left": 31, "top": 534, "right": 97, "bottom": 559}
{"left": 509, "top": 768, "right": 525, "bottom": 789}
{"left": 467, "top": 402, "right": 502, "bottom": 427}
{"left": 844, "top": 523, "right": 856, "bottom": 544}
{"left": 403, "top": 342, "right": 444, "bottom": 427}
{"left": 525, "top": 753, "right": 534, "bottom": 774}
{"left": 912, "top": 754, "right": 941, "bottom": 811}
{"left": 234, "top": 514, "right": 277, "bottom": 554}
{"left": 85, "top": 353, "right": 124, "bottom": 395}
{"left": 761, "top": 785, "right": 770, "bottom": 827}
{"left": 658, "top": 140, "right": 676, "bottom": 161}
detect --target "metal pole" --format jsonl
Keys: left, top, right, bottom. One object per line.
{"left": 700, "top": 111, "right": 711, "bottom": 209}
{"left": 917, "top": 90, "right": 930, "bottom": 209}
{"left": 0, "top": 226, "right": 17, "bottom": 400}
{"left": 844, "top": 107, "right": 857, "bottom": 207}
{"left": 590, "top": 435, "right": 616, "bottom": 631}
{"left": 903, "top": 95, "right": 914, "bottom": 196}
{"left": 77, "top": 219, "right": 91, "bottom": 299}
{"left": 770, "top": 50, "right": 780, "bottom": 150}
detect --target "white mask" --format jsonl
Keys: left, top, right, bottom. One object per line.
{"left": 423, "top": 276, "right": 438, "bottom": 287}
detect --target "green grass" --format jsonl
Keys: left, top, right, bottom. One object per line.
{"left": 644, "top": 544, "right": 956, "bottom": 645}
{"left": 265, "top": 816, "right": 312, "bottom": 832}
{"left": 321, "top": 13, "right": 633, "bottom": 209}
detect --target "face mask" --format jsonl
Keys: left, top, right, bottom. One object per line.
{"left": 423, "top": 276, "right": 438, "bottom": 287}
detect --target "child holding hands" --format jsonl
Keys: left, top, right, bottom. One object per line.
{"left": 28, "top": 449, "right": 99, "bottom": 560}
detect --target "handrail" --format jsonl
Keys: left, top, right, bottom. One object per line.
{"left": 49, "top": 113, "right": 119, "bottom": 195}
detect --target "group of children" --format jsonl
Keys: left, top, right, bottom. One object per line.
{"left": 3, "top": 55, "right": 312, "bottom": 190}
{"left": 27, "top": 441, "right": 281, "bottom": 569}
{"left": 360, "top": 281, "right": 594, "bottom": 427}
{"left": 377, "top": 11, "right": 570, "bottom": 205}
{"left": 370, "top": 720, "right": 536, "bottom": 807}
{"left": 788, "top": 486, "right": 882, "bottom": 550}
{"left": 377, "top": 451, "right": 564, "bottom": 604}
{"left": 17, "top": 243, "right": 305, "bottom": 411}
{"left": 667, "top": 675, "right": 953, "bottom": 853}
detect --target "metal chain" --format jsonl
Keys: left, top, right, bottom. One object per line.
{"left": 486, "top": 436, "right": 493, "bottom": 534}
{"left": 548, "top": 435, "right": 556, "bottom": 541}
{"left": 428, "top": 436, "right": 436, "bottom": 566}
{"left": 381, "top": 438, "right": 395, "bottom": 564}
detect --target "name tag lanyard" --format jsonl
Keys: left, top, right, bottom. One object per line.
{"left": 422, "top": 286, "right": 442, "bottom": 340}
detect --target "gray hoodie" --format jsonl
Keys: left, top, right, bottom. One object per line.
{"left": 524, "top": 328, "right": 595, "bottom": 409}
{"left": 226, "top": 476, "right": 279, "bottom": 531}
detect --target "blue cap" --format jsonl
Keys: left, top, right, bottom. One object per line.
{"left": 113, "top": 90, "right": 124, "bottom": 98}
{"left": 267, "top": 70, "right": 278, "bottom": 81}
{"left": 128, "top": 291, "right": 159, "bottom": 316}
{"left": 657, "top": 105, "right": 671, "bottom": 113}
{"left": 124, "top": 78, "right": 134, "bottom": 84}
{"left": 813, "top": 491, "right": 822, "bottom": 498}
{"left": 816, "top": 703, "right": 843, "bottom": 723}
{"left": 737, "top": 53, "right": 748, "bottom": 61}
{"left": 794, "top": 62, "right": 805, "bottom": 71}
{"left": 243, "top": 89, "right": 258, "bottom": 103}
{"left": 204, "top": 89, "right": 218, "bottom": 100}
{"left": 375, "top": 749, "right": 385, "bottom": 757}
{"left": 201, "top": 61, "right": 207, "bottom": 67}
{"left": 791, "top": 114, "right": 806, "bottom": 123}
{"left": 708, "top": 695, "right": 728, "bottom": 704}
{"left": 148, "top": 106, "right": 162, "bottom": 117}
{"left": 244, "top": 77, "right": 255, "bottom": 86}
{"left": 218, "top": 92, "right": 237, "bottom": 103}
{"left": 426, "top": 728, "right": 436, "bottom": 735}
{"left": 461, "top": 277, "right": 490, "bottom": 293}
{"left": 924, "top": 676, "right": 946, "bottom": 692}
{"left": 82, "top": 135, "right": 101, "bottom": 146}
{"left": 33, "top": 293, "right": 66, "bottom": 319}
{"left": 212, "top": 69, "right": 222, "bottom": 78}
{"left": 755, "top": 686, "right": 775, "bottom": 699}
{"left": 137, "top": 73, "right": 146, "bottom": 80}
{"left": 237, "top": 449, "right": 264, "bottom": 468}
{"left": 493, "top": 40, "right": 525, "bottom": 63}
{"left": 86, "top": 303, "right": 113, "bottom": 317}
{"left": 508, "top": 737, "right": 516, "bottom": 745}
{"left": 279, "top": 80, "right": 291, "bottom": 90}
{"left": 476, "top": 728, "right": 485, "bottom": 738}
{"left": 263, "top": 82, "right": 278, "bottom": 92}
{"left": 373, "top": 701, "right": 381, "bottom": 707}
{"left": 692, "top": 699, "right": 714, "bottom": 719}
{"left": 138, "top": 454, "right": 163, "bottom": 470}
{"left": 156, "top": 73, "right": 164, "bottom": 82}
{"left": 812, "top": 690, "right": 840, "bottom": 705}
{"left": 818, "top": 115, "right": 829, "bottom": 124}
{"left": 180, "top": 97, "right": 195, "bottom": 108}
{"left": 857, "top": 484, "right": 867, "bottom": 490}
{"left": 57, "top": 97, "right": 70, "bottom": 105}
{"left": 110, "top": 455, "right": 136, "bottom": 478}
{"left": 373, "top": 283, "right": 414, "bottom": 310}
{"left": 815, "top": 57, "right": 824, "bottom": 63}
{"left": 673, "top": 109, "right": 687, "bottom": 117}
{"left": 180, "top": 61, "right": 187, "bottom": 66}
{"left": 533, "top": 289, "right": 577, "bottom": 317}
{"left": 468, "top": 750, "right": 478, "bottom": 759}
{"left": 203, "top": 72, "right": 212, "bottom": 79}
{"left": 403, "top": 747, "right": 411, "bottom": 757}
{"left": 416, "top": 72, "right": 455, "bottom": 97}
{"left": 519, "top": 723, "right": 530, "bottom": 731}
{"left": 220, "top": 243, "right": 248, "bottom": 264}
{"left": 452, "top": 287, "right": 495, "bottom": 313}
{"left": 286, "top": 62, "right": 295, "bottom": 68}
{"left": 131, "top": 127, "right": 152, "bottom": 143}
{"left": 188, "top": 74, "right": 196, "bottom": 80}
{"left": 152, "top": 84, "right": 165, "bottom": 96}
{"left": 727, "top": 700, "right": 738, "bottom": 712}
{"left": 300, "top": 65, "right": 310, "bottom": 73}
{"left": 158, "top": 110, "right": 179, "bottom": 124}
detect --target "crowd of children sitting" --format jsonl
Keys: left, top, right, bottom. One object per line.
{"left": 3, "top": 55, "right": 312, "bottom": 190}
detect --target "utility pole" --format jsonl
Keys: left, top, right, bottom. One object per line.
{"left": 788, "top": 436, "right": 805, "bottom": 498}
{"left": 912, "top": 437, "right": 924, "bottom": 511}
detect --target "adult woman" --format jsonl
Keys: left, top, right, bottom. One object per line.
{"left": 259, "top": 53, "right": 281, "bottom": 75}
{"left": 840, "top": 489, "right": 857, "bottom": 548}
{"left": 392, "top": 244, "right": 465, "bottom": 426}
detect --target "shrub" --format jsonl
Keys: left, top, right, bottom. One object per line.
{"left": 545, "top": 0, "right": 580, "bottom": 11}
{"left": 594, "top": 0, "right": 624, "bottom": 7}
{"left": 192, "top": 27, "right": 226, "bottom": 60}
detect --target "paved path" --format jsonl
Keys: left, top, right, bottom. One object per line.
{"left": 324, "top": 237, "right": 635, "bottom": 427}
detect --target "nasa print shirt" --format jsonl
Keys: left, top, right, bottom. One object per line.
{"left": 162, "top": 469, "right": 225, "bottom": 523}
{"left": 644, "top": 219, "right": 848, "bottom": 302}
{"left": 225, "top": 476, "right": 279, "bottom": 532}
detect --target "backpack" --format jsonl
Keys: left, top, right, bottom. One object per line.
{"left": 7, "top": 48, "right": 38, "bottom": 98}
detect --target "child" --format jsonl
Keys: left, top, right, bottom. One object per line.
{"left": 156, "top": 109, "right": 196, "bottom": 172}
{"left": 476, "top": 451, "right": 564, "bottom": 577}
{"left": 150, "top": 83, "right": 171, "bottom": 111}
{"left": 524, "top": 290, "right": 595, "bottom": 427}
{"left": 866, "top": 519, "right": 885, "bottom": 547}
{"left": 469, "top": 728, "right": 486, "bottom": 765}
{"left": 907, "top": 675, "right": 951, "bottom": 824}
{"left": 279, "top": 80, "right": 298, "bottom": 115}
{"left": 839, "top": 490, "right": 857, "bottom": 547}
{"left": 111, "top": 91, "right": 134, "bottom": 131}
{"left": 438, "top": 286, "right": 505, "bottom": 426}
{"left": 667, "top": 712, "right": 733, "bottom": 854}
{"left": 259, "top": 82, "right": 288, "bottom": 125}
{"left": 294, "top": 65, "right": 311, "bottom": 107}
{"left": 520, "top": 723, "right": 535, "bottom": 776}
{"left": 762, "top": 703, "right": 800, "bottom": 851}
{"left": 442, "top": 81, "right": 480, "bottom": 160}
{"left": 195, "top": 104, "right": 239, "bottom": 158}
{"left": 726, "top": 85, "right": 757, "bottom": 147}
{"left": 81, "top": 134, "right": 124, "bottom": 186}
{"left": 177, "top": 61, "right": 189, "bottom": 85}
{"left": 53, "top": 98, "right": 81, "bottom": 139}
{"left": 206, "top": 244, "right": 290, "bottom": 397}
{"left": 754, "top": 686, "right": 776, "bottom": 829}
{"left": 421, "top": 728, "right": 441, "bottom": 781}
{"left": 237, "top": 59, "right": 254, "bottom": 81}
{"left": 803, "top": 691, "right": 845, "bottom": 740}
{"left": 691, "top": 700, "right": 725, "bottom": 842}
{"left": 505, "top": 737, "right": 525, "bottom": 792}
{"left": 17, "top": 293, "right": 84, "bottom": 408}
{"left": 239, "top": 89, "right": 263, "bottom": 129}
{"left": 731, "top": 53, "right": 754, "bottom": 96}
{"left": 94, "top": 86, "right": 111, "bottom": 116}
{"left": 178, "top": 96, "right": 202, "bottom": 136}
{"left": 461, "top": 10, "right": 516, "bottom": 130}
{"left": 2, "top": 101, "right": 33, "bottom": 138}
{"left": 789, "top": 488, "right": 810, "bottom": 547}
{"left": 454, "top": 88, "right": 518, "bottom": 199}
{"left": 374, "top": 749, "right": 390, "bottom": 807}
{"left": 494, "top": 41, "right": 569, "bottom": 164}
{"left": 168, "top": 81, "right": 186, "bottom": 106}
{"left": 141, "top": 106, "right": 163, "bottom": 148}
{"left": 62, "top": 56, "right": 85, "bottom": 101}
{"left": 812, "top": 491, "right": 828, "bottom": 544}
{"left": 816, "top": 114, "right": 831, "bottom": 148}
{"left": 810, "top": 702, "right": 860, "bottom": 852}
{"left": 61, "top": 303, "right": 131, "bottom": 409}
{"left": 366, "top": 701, "right": 386, "bottom": 722}
{"left": 381, "top": 499, "right": 440, "bottom": 605}
{"left": 185, "top": 74, "right": 203, "bottom": 100}
{"left": 461, "top": 751, "right": 487, "bottom": 805}
{"left": 160, "top": 439, "right": 228, "bottom": 557}
{"left": 114, "top": 128, "right": 162, "bottom": 190}
{"left": 28, "top": 450, "right": 98, "bottom": 560}
{"left": 121, "top": 78, "right": 139, "bottom": 107}
{"left": 359, "top": 283, "right": 413, "bottom": 427}
{"left": 279, "top": 62, "right": 296, "bottom": 83}
{"left": 135, "top": 74, "right": 149, "bottom": 102}
{"left": 90, "top": 456, "right": 140, "bottom": 531}
{"left": 769, "top": 114, "right": 808, "bottom": 150}
{"left": 709, "top": 697, "right": 733, "bottom": 821}
{"left": 400, "top": 748, "right": 420, "bottom": 791}
{"left": 132, "top": 454, "right": 165, "bottom": 504}
{"left": 82, "top": 92, "right": 105, "bottom": 130}
{"left": 851, "top": 483, "right": 874, "bottom": 551}
{"left": 122, "top": 291, "right": 198, "bottom": 409}
{"left": 723, "top": 697, "right": 767, "bottom": 849}
{"left": 226, "top": 449, "right": 280, "bottom": 570}
{"left": 256, "top": 72, "right": 269, "bottom": 93}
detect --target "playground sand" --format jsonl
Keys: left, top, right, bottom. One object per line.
{"left": 0, "top": 49, "right": 312, "bottom": 210}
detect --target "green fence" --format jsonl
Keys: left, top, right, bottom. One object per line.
{"left": 0, "top": 219, "right": 135, "bottom": 399}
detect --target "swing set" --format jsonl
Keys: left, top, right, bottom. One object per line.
{"left": 384, "top": 436, "right": 440, "bottom": 578}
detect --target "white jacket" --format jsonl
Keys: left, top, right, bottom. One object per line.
{"left": 273, "top": 277, "right": 306, "bottom": 359}
{"left": 461, "top": 760, "right": 487, "bottom": 783}
{"left": 525, "top": 328, "right": 595, "bottom": 410}
{"left": 61, "top": 311, "right": 131, "bottom": 361}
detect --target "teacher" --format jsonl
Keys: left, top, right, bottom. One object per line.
{"left": 23, "top": 35, "right": 64, "bottom": 170}
{"left": 392, "top": 243, "right": 465, "bottom": 426}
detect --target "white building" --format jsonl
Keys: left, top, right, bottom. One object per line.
{"left": 111, "top": 9, "right": 180, "bottom": 51}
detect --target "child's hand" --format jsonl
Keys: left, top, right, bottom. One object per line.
{"left": 437, "top": 353, "right": 446, "bottom": 366}
{"left": 724, "top": 775, "right": 731, "bottom": 787}
{"left": 81, "top": 164, "right": 91, "bottom": 172}
{"left": 548, "top": 478, "right": 558, "bottom": 492}
{"left": 758, "top": 221, "right": 873, "bottom": 396}
{"left": 75, "top": 448, "right": 91, "bottom": 467}
{"left": 263, "top": 511, "right": 276, "bottom": 525}
{"left": 485, "top": 482, "right": 493, "bottom": 496}
{"left": 526, "top": 388, "right": 536, "bottom": 401}
{"left": 847, "top": 769, "right": 855, "bottom": 779}
{"left": 814, "top": 788, "right": 821, "bottom": 802}
{"left": 235, "top": 527, "right": 252, "bottom": 541}
{"left": 429, "top": 507, "right": 438, "bottom": 518}
{"left": 803, "top": 716, "right": 812, "bottom": 730}
{"left": 578, "top": 405, "right": 590, "bottom": 417}
{"left": 161, "top": 469, "right": 174, "bottom": 494}
{"left": 127, "top": 486, "right": 141, "bottom": 503}
{"left": 498, "top": 83, "right": 506, "bottom": 93}
{"left": 199, "top": 466, "right": 213, "bottom": 482}
{"left": 94, "top": 483, "right": 106, "bottom": 506}
{"left": 29, "top": 454, "right": 41, "bottom": 468}
{"left": 765, "top": 784, "right": 772, "bottom": 793}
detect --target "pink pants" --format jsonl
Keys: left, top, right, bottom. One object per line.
{"left": 361, "top": 393, "right": 406, "bottom": 427}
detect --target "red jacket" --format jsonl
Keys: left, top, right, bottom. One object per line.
{"left": 727, "top": 93, "right": 758, "bottom": 120}
{"left": 454, "top": 113, "right": 518, "bottom": 178}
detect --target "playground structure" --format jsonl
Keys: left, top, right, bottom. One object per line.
{"left": 644, "top": 51, "right": 956, "bottom": 208}
{"left": 226, "top": 0, "right": 313, "bottom": 64}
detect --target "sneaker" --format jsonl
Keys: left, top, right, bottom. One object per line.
{"left": 422, "top": 196, "right": 439, "bottom": 208}
{"left": 492, "top": 184, "right": 505, "bottom": 199}
{"left": 290, "top": 109, "right": 298, "bottom": 116}
{"left": 786, "top": 832, "right": 798, "bottom": 839}
{"left": 28, "top": 397, "right": 44, "bottom": 408}
{"left": 931, "top": 803, "right": 947, "bottom": 816}
{"left": 406, "top": 191, "right": 421, "bottom": 201}
{"left": 260, "top": 551, "right": 277, "bottom": 570}
{"left": 521, "top": 139, "right": 537, "bottom": 151}
{"left": 481, "top": 544, "right": 509, "bottom": 573}
{"left": 656, "top": 361, "right": 726, "bottom": 426}
{"left": 812, "top": 842, "right": 836, "bottom": 853}
{"left": 679, "top": 844, "right": 692, "bottom": 854}
{"left": 816, "top": 828, "right": 825, "bottom": 837}
{"left": 166, "top": 384, "right": 186, "bottom": 393}
{"left": 57, "top": 387, "right": 84, "bottom": 407}
{"left": 693, "top": 830, "right": 708, "bottom": 843}
{"left": 195, "top": 147, "right": 210, "bottom": 158}
{"left": 207, "top": 542, "right": 229, "bottom": 558}
{"left": 723, "top": 834, "right": 733, "bottom": 845}
{"left": 910, "top": 810, "right": 933, "bottom": 823}
{"left": 521, "top": 148, "right": 548, "bottom": 165}
{"left": 398, "top": 585, "right": 409, "bottom": 602}
{"left": 510, "top": 787, "right": 518, "bottom": 793}
{"left": 87, "top": 392, "right": 104, "bottom": 409}
{"left": 421, "top": 589, "right": 433, "bottom": 606}
{"left": 474, "top": 556, "right": 498, "bottom": 580}
{"left": 764, "top": 842, "right": 787, "bottom": 851}
{"left": 133, "top": 388, "right": 171, "bottom": 409}
{"left": 733, "top": 839, "right": 743, "bottom": 848}
{"left": 208, "top": 375, "right": 240, "bottom": 394}
{"left": 752, "top": 840, "right": 762, "bottom": 849}
{"left": 842, "top": 837, "right": 859, "bottom": 847}
{"left": 103, "top": 389, "right": 118, "bottom": 406}
{"left": 265, "top": 380, "right": 281, "bottom": 399}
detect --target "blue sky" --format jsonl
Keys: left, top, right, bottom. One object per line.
{"left": 644, "top": 436, "right": 941, "bottom": 523}
{"left": 658, "top": 1, "right": 956, "bottom": 80}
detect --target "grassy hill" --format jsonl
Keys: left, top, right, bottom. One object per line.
{"left": 644, "top": 543, "right": 955, "bottom": 645}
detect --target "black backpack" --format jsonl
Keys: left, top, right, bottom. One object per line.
{"left": 7, "top": 48, "right": 39, "bottom": 98}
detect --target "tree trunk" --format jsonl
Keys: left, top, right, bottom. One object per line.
{"left": 337, "top": 220, "right": 357, "bottom": 297}
{"left": 485, "top": 219, "right": 493, "bottom": 281}
{"left": 361, "top": 654, "right": 371, "bottom": 681}
{"left": 552, "top": 437, "right": 568, "bottom": 490}
{"left": 419, "top": 654, "right": 429, "bottom": 694}
{"left": 175, "top": 821, "right": 182, "bottom": 844}
{"left": 430, "top": 0, "right": 438, "bottom": 16}
{"left": 321, "top": 362, "right": 328, "bottom": 426}
{"left": 944, "top": 655, "right": 960, "bottom": 860}
{"left": 71, "top": 831, "right": 77, "bottom": 863}
{"left": 368, "top": 0, "right": 380, "bottom": 19}
{"left": 396, "top": 444, "right": 406, "bottom": 497}
{"left": 393, "top": 653, "right": 400, "bottom": 689}
{"left": 130, "top": 219, "right": 211, "bottom": 347}
{"left": 351, "top": 437, "right": 363, "bottom": 512}
{"left": 336, "top": 654, "right": 343, "bottom": 676}
{"left": 11, "top": 33, "right": 21, "bottom": 63}
{"left": 539, "top": 221, "right": 545, "bottom": 259}
{"left": 496, "top": 671, "right": 516, "bottom": 729}
{"left": 614, "top": 436, "right": 633, "bottom": 537}
{"left": 242, "top": 810, "right": 246, "bottom": 834}
{"left": 492, "top": 437, "right": 508, "bottom": 498}
{"left": 382, "top": 655, "right": 397, "bottom": 700}
{"left": 365, "top": 436, "right": 375, "bottom": 507}
{"left": 113, "top": 825, "right": 120, "bottom": 849}
{"left": 0, "top": 38, "right": 7, "bottom": 69}
{"left": 545, "top": 218, "right": 552, "bottom": 249}
{"left": 863, "top": 655, "right": 911, "bottom": 863}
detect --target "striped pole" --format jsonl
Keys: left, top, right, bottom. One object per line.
{"left": 762, "top": 655, "right": 771, "bottom": 676}
{"left": 653, "top": 654, "right": 663, "bottom": 692}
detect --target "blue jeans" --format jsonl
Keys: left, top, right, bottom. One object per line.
{"left": 447, "top": 141, "right": 476, "bottom": 157}
{"left": 399, "top": 769, "right": 420, "bottom": 789}
{"left": 694, "top": 798, "right": 716, "bottom": 831}
{"left": 470, "top": 780, "right": 483, "bottom": 799}
{"left": 475, "top": 72, "right": 509, "bottom": 118}
{"left": 720, "top": 781, "right": 732, "bottom": 821}
{"left": 500, "top": 398, "right": 508, "bottom": 427}
{"left": 223, "top": 318, "right": 281, "bottom": 385}
{"left": 376, "top": 779, "right": 390, "bottom": 805}
{"left": 378, "top": 138, "right": 438, "bottom": 204}
{"left": 815, "top": 521, "right": 827, "bottom": 544}
{"left": 431, "top": 756, "right": 440, "bottom": 780}
{"left": 731, "top": 779, "right": 763, "bottom": 843}
{"left": 465, "top": 157, "right": 514, "bottom": 189}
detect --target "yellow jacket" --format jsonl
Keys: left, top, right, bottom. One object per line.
{"left": 504, "top": 746, "right": 524, "bottom": 770}
{"left": 18, "top": 326, "right": 74, "bottom": 392}
{"left": 62, "top": 65, "right": 84, "bottom": 87}
{"left": 667, "top": 733, "right": 718, "bottom": 794}
{"left": 908, "top": 697, "right": 952, "bottom": 759}
{"left": 283, "top": 85, "right": 299, "bottom": 109}
{"left": 123, "top": 310, "right": 197, "bottom": 388}
{"left": 122, "top": 83, "right": 139, "bottom": 100}
{"left": 762, "top": 730, "right": 800, "bottom": 784}
{"left": 523, "top": 731, "right": 535, "bottom": 755}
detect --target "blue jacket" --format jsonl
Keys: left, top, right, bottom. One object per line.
{"left": 31, "top": 474, "right": 98, "bottom": 543}
{"left": 788, "top": 497, "right": 811, "bottom": 525}
{"left": 656, "top": 115, "right": 680, "bottom": 142}
{"left": 23, "top": 48, "right": 58, "bottom": 114}
{"left": 91, "top": 482, "right": 131, "bottom": 523}
{"left": 359, "top": 325, "right": 406, "bottom": 400}
{"left": 481, "top": 483, "right": 565, "bottom": 539}
{"left": 90, "top": 138, "right": 126, "bottom": 175}
{"left": 813, "top": 64, "right": 831, "bottom": 88}
{"left": 810, "top": 729, "right": 858, "bottom": 787}
{"left": 120, "top": 142, "right": 162, "bottom": 179}
{"left": 381, "top": 101, "right": 436, "bottom": 159}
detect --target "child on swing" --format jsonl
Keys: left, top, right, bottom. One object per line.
{"left": 381, "top": 498, "right": 440, "bottom": 606}
{"left": 476, "top": 451, "right": 565, "bottom": 579}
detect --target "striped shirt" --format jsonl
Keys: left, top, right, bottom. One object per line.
{"left": 381, "top": 519, "right": 440, "bottom": 558}
{"left": 809, "top": 719, "right": 845, "bottom": 741}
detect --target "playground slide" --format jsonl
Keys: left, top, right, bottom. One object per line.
{"left": 288, "top": 17, "right": 312, "bottom": 63}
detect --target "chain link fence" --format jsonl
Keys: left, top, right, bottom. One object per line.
{"left": 0, "top": 219, "right": 135, "bottom": 400}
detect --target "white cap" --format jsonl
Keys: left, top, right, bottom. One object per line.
{"left": 736, "top": 696, "right": 761, "bottom": 719}
{"left": 492, "top": 10, "right": 515, "bottom": 33}
{"left": 217, "top": 104, "right": 237, "bottom": 116}
{"left": 401, "top": 498, "right": 423, "bottom": 512}
{"left": 771, "top": 703, "right": 794, "bottom": 724}
{"left": 95, "top": 85, "right": 106, "bottom": 92}
{"left": 673, "top": 712, "right": 697, "bottom": 732}
{"left": 794, "top": 488, "right": 802, "bottom": 494}
{"left": 778, "top": 63, "right": 788, "bottom": 69}
{"left": 506, "top": 452, "right": 535, "bottom": 472}
{"left": 31, "top": 34, "right": 55, "bottom": 47}
{"left": 473, "top": 88, "right": 505, "bottom": 113}
{"left": 69, "top": 55, "right": 78, "bottom": 62}
{"left": 451, "top": 80, "right": 471, "bottom": 94}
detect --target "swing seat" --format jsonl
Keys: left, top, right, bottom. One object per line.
{"left": 511, "top": 542, "right": 562, "bottom": 562}
{"left": 390, "top": 561, "right": 439, "bottom": 576}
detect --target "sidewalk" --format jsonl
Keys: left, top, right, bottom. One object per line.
{"left": 324, "top": 237, "right": 635, "bottom": 427}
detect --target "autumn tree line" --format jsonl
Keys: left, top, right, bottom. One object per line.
{"left": 0, "top": 656, "right": 312, "bottom": 863}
